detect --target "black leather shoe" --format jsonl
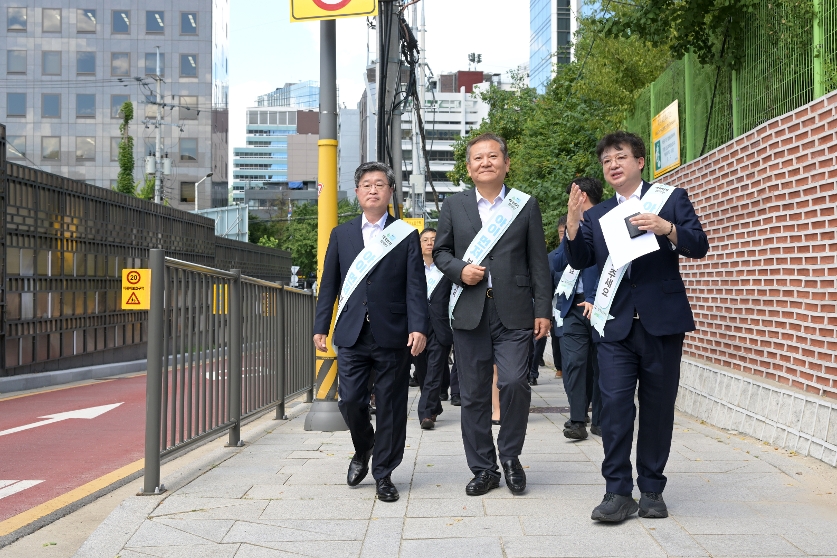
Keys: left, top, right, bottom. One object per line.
{"left": 375, "top": 476, "right": 399, "bottom": 502}
{"left": 564, "top": 421, "right": 588, "bottom": 440}
{"left": 501, "top": 458, "right": 526, "bottom": 493}
{"left": 639, "top": 492, "right": 668, "bottom": 518}
{"left": 439, "top": 392, "right": 449, "bottom": 401}
{"left": 590, "top": 424, "right": 602, "bottom": 436}
{"left": 408, "top": 376, "right": 419, "bottom": 387}
{"left": 346, "top": 448, "right": 373, "bottom": 486}
{"left": 450, "top": 394, "right": 461, "bottom": 406}
{"left": 466, "top": 471, "right": 501, "bottom": 496}
{"left": 591, "top": 492, "right": 639, "bottom": 522}
{"left": 529, "top": 377, "right": 538, "bottom": 386}
{"left": 420, "top": 418, "right": 435, "bottom": 430}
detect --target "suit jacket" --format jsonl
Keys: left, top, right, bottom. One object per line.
{"left": 427, "top": 272, "right": 454, "bottom": 346}
{"left": 565, "top": 181, "right": 709, "bottom": 342}
{"left": 550, "top": 237, "right": 599, "bottom": 319}
{"left": 314, "top": 214, "right": 428, "bottom": 349}
{"left": 433, "top": 187, "right": 552, "bottom": 331}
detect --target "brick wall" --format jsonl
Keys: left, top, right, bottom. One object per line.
{"left": 664, "top": 91, "right": 837, "bottom": 400}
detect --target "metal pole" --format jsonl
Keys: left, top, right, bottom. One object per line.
{"left": 141, "top": 249, "right": 166, "bottom": 495}
{"left": 388, "top": 4, "right": 402, "bottom": 217}
{"left": 684, "top": 52, "right": 695, "bottom": 163}
{"left": 227, "top": 269, "right": 244, "bottom": 446}
{"left": 731, "top": 70, "right": 741, "bottom": 138}
{"left": 305, "top": 19, "right": 348, "bottom": 432}
{"left": 814, "top": 0, "right": 825, "bottom": 98}
{"left": 275, "top": 284, "right": 287, "bottom": 420}
{"left": 154, "top": 47, "right": 162, "bottom": 204}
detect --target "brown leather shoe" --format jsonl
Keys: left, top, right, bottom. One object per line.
{"left": 420, "top": 418, "right": 435, "bottom": 430}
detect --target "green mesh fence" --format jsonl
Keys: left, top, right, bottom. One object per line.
{"left": 822, "top": 0, "right": 837, "bottom": 92}
{"left": 625, "top": 87, "right": 652, "bottom": 181}
{"left": 692, "top": 62, "right": 733, "bottom": 156}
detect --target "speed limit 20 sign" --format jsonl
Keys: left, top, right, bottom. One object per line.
{"left": 290, "top": 0, "right": 377, "bottom": 22}
{"left": 122, "top": 268, "right": 151, "bottom": 310}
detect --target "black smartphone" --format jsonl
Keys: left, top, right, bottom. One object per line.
{"left": 624, "top": 213, "right": 645, "bottom": 239}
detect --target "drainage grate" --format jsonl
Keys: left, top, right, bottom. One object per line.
{"left": 529, "top": 406, "right": 570, "bottom": 414}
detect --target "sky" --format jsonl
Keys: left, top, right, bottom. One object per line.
{"left": 228, "top": 0, "right": 530, "bottom": 162}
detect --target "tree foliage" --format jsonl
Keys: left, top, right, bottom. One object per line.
{"left": 450, "top": 13, "right": 671, "bottom": 248}
{"left": 137, "top": 175, "right": 155, "bottom": 201}
{"left": 115, "top": 101, "right": 136, "bottom": 196}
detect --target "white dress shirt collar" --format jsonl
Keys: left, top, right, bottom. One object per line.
{"left": 475, "top": 184, "right": 506, "bottom": 206}
{"left": 616, "top": 182, "right": 643, "bottom": 205}
{"left": 361, "top": 212, "right": 388, "bottom": 229}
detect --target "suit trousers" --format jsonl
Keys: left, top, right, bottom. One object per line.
{"left": 449, "top": 360, "right": 460, "bottom": 397}
{"left": 453, "top": 297, "right": 532, "bottom": 475}
{"left": 413, "top": 329, "right": 451, "bottom": 420}
{"left": 528, "top": 336, "right": 547, "bottom": 380}
{"left": 337, "top": 320, "right": 411, "bottom": 480}
{"left": 559, "top": 303, "right": 601, "bottom": 424}
{"left": 596, "top": 319, "right": 684, "bottom": 495}
{"left": 550, "top": 326, "right": 562, "bottom": 372}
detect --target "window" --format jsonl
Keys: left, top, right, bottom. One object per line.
{"left": 42, "top": 51, "right": 61, "bottom": 75}
{"left": 77, "top": 52, "right": 95, "bottom": 75}
{"left": 76, "top": 137, "right": 95, "bottom": 160}
{"left": 7, "top": 7, "right": 26, "bottom": 31}
{"left": 145, "top": 53, "right": 165, "bottom": 76}
{"left": 42, "top": 8, "right": 61, "bottom": 32}
{"left": 77, "top": 9, "right": 95, "bottom": 33}
{"left": 180, "top": 54, "right": 197, "bottom": 77}
{"left": 110, "top": 137, "right": 121, "bottom": 161}
{"left": 112, "top": 10, "right": 129, "bottom": 33}
{"left": 76, "top": 94, "right": 95, "bottom": 118}
{"left": 111, "top": 52, "right": 129, "bottom": 76}
{"left": 180, "top": 182, "right": 196, "bottom": 203}
{"left": 7, "top": 50, "right": 25, "bottom": 74}
{"left": 42, "top": 137, "right": 60, "bottom": 160}
{"left": 42, "top": 93, "right": 60, "bottom": 118}
{"left": 7, "top": 136, "right": 25, "bottom": 159}
{"left": 111, "top": 94, "right": 129, "bottom": 118}
{"left": 181, "top": 12, "right": 197, "bottom": 34}
{"left": 146, "top": 11, "right": 164, "bottom": 33}
{"left": 180, "top": 139, "right": 197, "bottom": 161}
{"left": 7, "top": 93, "right": 25, "bottom": 116}
{"left": 180, "top": 96, "right": 198, "bottom": 120}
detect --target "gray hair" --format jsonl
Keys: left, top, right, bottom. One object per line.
{"left": 354, "top": 161, "right": 396, "bottom": 189}
{"left": 466, "top": 132, "right": 509, "bottom": 162}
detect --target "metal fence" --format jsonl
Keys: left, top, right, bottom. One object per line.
{"left": 143, "top": 249, "right": 315, "bottom": 494}
{"left": 625, "top": 0, "right": 830, "bottom": 178}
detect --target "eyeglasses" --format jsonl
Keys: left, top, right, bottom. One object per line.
{"left": 358, "top": 182, "right": 389, "bottom": 192}
{"left": 600, "top": 154, "right": 635, "bottom": 168}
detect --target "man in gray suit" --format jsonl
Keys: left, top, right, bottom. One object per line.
{"left": 433, "top": 132, "right": 552, "bottom": 495}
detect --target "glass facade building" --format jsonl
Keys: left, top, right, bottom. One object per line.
{"left": 232, "top": 108, "right": 297, "bottom": 203}
{"left": 256, "top": 81, "right": 319, "bottom": 109}
{"left": 530, "top": 0, "right": 589, "bottom": 93}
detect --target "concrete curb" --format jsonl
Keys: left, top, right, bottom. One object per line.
{"left": 72, "top": 401, "right": 312, "bottom": 558}
{"left": 0, "top": 360, "right": 148, "bottom": 394}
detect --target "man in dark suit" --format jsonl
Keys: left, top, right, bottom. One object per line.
{"left": 434, "top": 133, "right": 552, "bottom": 496}
{"left": 565, "top": 131, "right": 709, "bottom": 522}
{"left": 551, "top": 177, "right": 603, "bottom": 441}
{"left": 548, "top": 216, "right": 568, "bottom": 380}
{"left": 313, "top": 161, "right": 428, "bottom": 503}
{"left": 412, "top": 227, "right": 454, "bottom": 430}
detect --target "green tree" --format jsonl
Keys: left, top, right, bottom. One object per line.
{"left": 115, "top": 101, "right": 136, "bottom": 196}
{"left": 137, "top": 175, "right": 155, "bottom": 201}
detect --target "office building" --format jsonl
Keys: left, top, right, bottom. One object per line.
{"left": 530, "top": 0, "right": 588, "bottom": 93}
{"left": 256, "top": 81, "right": 319, "bottom": 110}
{"left": 0, "top": 1, "right": 230, "bottom": 211}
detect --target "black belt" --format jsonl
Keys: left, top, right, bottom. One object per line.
{"left": 486, "top": 288, "right": 493, "bottom": 298}
{"left": 573, "top": 293, "right": 586, "bottom": 304}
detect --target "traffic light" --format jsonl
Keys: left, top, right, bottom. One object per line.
{"left": 468, "top": 53, "right": 475, "bottom": 63}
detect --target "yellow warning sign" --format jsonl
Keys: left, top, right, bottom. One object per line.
{"left": 403, "top": 217, "right": 425, "bottom": 231}
{"left": 122, "top": 269, "right": 151, "bottom": 310}
{"left": 290, "top": 0, "right": 377, "bottom": 22}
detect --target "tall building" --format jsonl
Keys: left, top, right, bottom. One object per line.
{"left": 0, "top": 1, "right": 229, "bottom": 211}
{"left": 530, "top": 0, "right": 586, "bottom": 93}
{"left": 256, "top": 81, "right": 319, "bottom": 109}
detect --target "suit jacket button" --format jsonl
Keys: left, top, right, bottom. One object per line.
{"left": 489, "top": 255, "right": 494, "bottom": 260}
{"left": 367, "top": 279, "right": 372, "bottom": 284}
{"left": 363, "top": 301, "right": 367, "bottom": 305}
{"left": 631, "top": 284, "right": 637, "bottom": 288}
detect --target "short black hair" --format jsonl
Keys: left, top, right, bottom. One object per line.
{"left": 354, "top": 161, "right": 396, "bottom": 189}
{"left": 466, "top": 132, "right": 509, "bottom": 162}
{"left": 566, "top": 176, "right": 603, "bottom": 205}
{"left": 596, "top": 131, "right": 646, "bottom": 161}
{"left": 419, "top": 227, "right": 437, "bottom": 236}
{"left": 556, "top": 215, "right": 567, "bottom": 229}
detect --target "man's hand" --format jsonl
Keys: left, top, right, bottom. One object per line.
{"left": 578, "top": 301, "right": 593, "bottom": 320}
{"left": 313, "top": 334, "right": 328, "bottom": 353}
{"left": 566, "top": 184, "right": 587, "bottom": 240}
{"left": 534, "top": 318, "right": 551, "bottom": 340}
{"left": 630, "top": 213, "right": 676, "bottom": 244}
{"left": 407, "top": 332, "right": 427, "bottom": 356}
{"left": 460, "top": 264, "right": 486, "bottom": 285}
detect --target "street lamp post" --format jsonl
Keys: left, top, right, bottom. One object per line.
{"left": 194, "top": 172, "right": 213, "bottom": 212}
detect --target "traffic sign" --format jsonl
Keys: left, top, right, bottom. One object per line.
{"left": 651, "top": 100, "right": 681, "bottom": 178}
{"left": 403, "top": 217, "right": 425, "bottom": 231}
{"left": 290, "top": 0, "right": 377, "bottom": 22}
{"left": 121, "top": 269, "right": 151, "bottom": 310}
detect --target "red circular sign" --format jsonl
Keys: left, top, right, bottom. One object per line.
{"left": 127, "top": 271, "right": 141, "bottom": 284}
{"left": 312, "top": 0, "right": 353, "bottom": 11}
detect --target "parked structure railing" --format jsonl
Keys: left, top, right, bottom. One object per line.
{"left": 142, "top": 249, "right": 315, "bottom": 494}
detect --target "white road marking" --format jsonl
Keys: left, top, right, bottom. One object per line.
{"left": 0, "top": 480, "right": 44, "bottom": 500}
{"left": 0, "top": 403, "right": 124, "bottom": 437}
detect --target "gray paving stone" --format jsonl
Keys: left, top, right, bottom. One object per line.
{"left": 153, "top": 518, "right": 235, "bottom": 542}
{"left": 221, "top": 519, "right": 369, "bottom": 543}
{"left": 235, "top": 540, "right": 363, "bottom": 557}
{"left": 260, "top": 498, "right": 374, "bottom": 520}
{"left": 691, "top": 534, "right": 804, "bottom": 556}
{"left": 501, "top": 533, "right": 667, "bottom": 557}
{"left": 639, "top": 519, "right": 710, "bottom": 557}
{"left": 399, "top": 536, "right": 503, "bottom": 558}
{"left": 119, "top": 544, "right": 240, "bottom": 557}
{"left": 360, "top": 517, "right": 402, "bottom": 558}
{"left": 125, "top": 520, "right": 217, "bottom": 547}
{"left": 403, "top": 516, "right": 523, "bottom": 539}
{"left": 406, "top": 497, "right": 485, "bottom": 517}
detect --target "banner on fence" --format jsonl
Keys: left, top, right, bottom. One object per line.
{"left": 652, "top": 100, "right": 681, "bottom": 179}
{"left": 122, "top": 269, "right": 151, "bottom": 310}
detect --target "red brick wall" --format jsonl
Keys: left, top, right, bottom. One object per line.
{"left": 665, "top": 92, "right": 837, "bottom": 400}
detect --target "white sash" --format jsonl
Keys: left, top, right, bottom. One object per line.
{"left": 448, "top": 188, "right": 531, "bottom": 319}
{"left": 590, "top": 183, "right": 677, "bottom": 337}
{"left": 425, "top": 266, "right": 444, "bottom": 300}
{"left": 335, "top": 219, "right": 415, "bottom": 322}
{"left": 556, "top": 264, "right": 580, "bottom": 299}
{"left": 552, "top": 286, "right": 563, "bottom": 328}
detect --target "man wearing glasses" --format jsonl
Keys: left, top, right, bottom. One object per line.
{"left": 565, "top": 131, "right": 708, "bottom": 522}
{"left": 314, "top": 162, "right": 427, "bottom": 503}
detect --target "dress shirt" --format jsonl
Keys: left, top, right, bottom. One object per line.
{"left": 475, "top": 185, "right": 506, "bottom": 287}
{"left": 424, "top": 261, "right": 437, "bottom": 278}
{"left": 361, "top": 212, "right": 388, "bottom": 248}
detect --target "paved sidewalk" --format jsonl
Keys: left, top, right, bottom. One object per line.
{"left": 76, "top": 363, "right": 837, "bottom": 558}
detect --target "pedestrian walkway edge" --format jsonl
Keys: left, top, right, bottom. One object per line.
{"left": 0, "top": 359, "right": 148, "bottom": 395}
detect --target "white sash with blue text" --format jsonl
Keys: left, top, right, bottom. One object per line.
{"left": 425, "top": 266, "right": 444, "bottom": 300}
{"left": 590, "top": 183, "right": 676, "bottom": 337}
{"left": 448, "top": 188, "right": 531, "bottom": 319}
{"left": 335, "top": 219, "right": 415, "bottom": 322}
